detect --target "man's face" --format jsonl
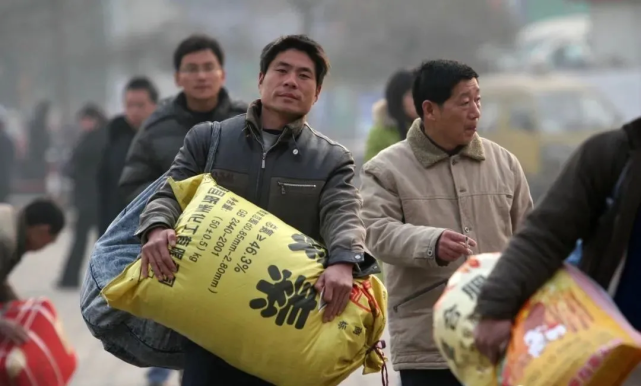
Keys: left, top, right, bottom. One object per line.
{"left": 78, "top": 117, "right": 99, "bottom": 132}
{"left": 124, "top": 89, "right": 156, "bottom": 129}
{"left": 174, "top": 49, "right": 225, "bottom": 101}
{"left": 258, "top": 49, "right": 320, "bottom": 119}
{"left": 423, "top": 78, "right": 481, "bottom": 147}
{"left": 25, "top": 225, "right": 57, "bottom": 252}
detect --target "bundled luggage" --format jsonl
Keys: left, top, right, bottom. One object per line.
{"left": 0, "top": 297, "right": 77, "bottom": 386}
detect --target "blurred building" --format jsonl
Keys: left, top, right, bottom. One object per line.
{"left": 104, "top": 0, "right": 186, "bottom": 112}
{"left": 505, "top": 0, "right": 588, "bottom": 24}
{"left": 0, "top": 0, "right": 109, "bottom": 120}
{"left": 581, "top": 0, "right": 641, "bottom": 67}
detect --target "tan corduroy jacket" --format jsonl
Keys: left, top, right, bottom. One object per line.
{"left": 360, "top": 119, "right": 533, "bottom": 370}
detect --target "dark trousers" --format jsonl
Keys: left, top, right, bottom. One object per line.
{"left": 400, "top": 369, "right": 461, "bottom": 386}
{"left": 60, "top": 207, "right": 96, "bottom": 286}
{"left": 181, "top": 339, "right": 272, "bottom": 386}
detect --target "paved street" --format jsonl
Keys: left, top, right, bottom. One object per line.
{"left": 10, "top": 222, "right": 399, "bottom": 386}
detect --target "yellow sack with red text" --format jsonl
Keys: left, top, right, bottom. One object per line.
{"left": 101, "top": 174, "right": 387, "bottom": 386}
{"left": 433, "top": 253, "right": 641, "bottom": 386}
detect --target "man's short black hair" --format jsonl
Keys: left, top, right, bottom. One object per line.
{"left": 23, "top": 198, "right": 65, "bottom": 235}
{"left": 125, "top": 76, "right": 159, "bottom": 103}
{"left": 173, "top": 34, "right": 225, "bottom": 71}
{"left": 412, "top": 59, "right": 479, "bottom": 119}
{"left": 77, "top": 103, "right": 106, "bottom": 125}
{"left": 260, "top": 35, "right": 330, "bottom": 87}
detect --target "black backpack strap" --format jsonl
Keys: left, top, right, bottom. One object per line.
{"left": 204, "top": 121, "right": 222, "bottom": 173}
{"left": 607, "top": 158, "right": 632, "bottom": 208}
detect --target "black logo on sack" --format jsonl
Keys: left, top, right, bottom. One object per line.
{"left": 443, "top": 305, "right": 461, "bottom": 331}
{"left": 249, "top": 265, "right": 318, "bottom": 329}
{"left": 288, "top": 234, "right": 327, "bottom": 264}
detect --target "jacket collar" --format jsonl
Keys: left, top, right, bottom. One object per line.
{"left": 372, "top": 99, "right": 396, "bottom": 127}
{"left": 244, "top": 100, "right": 306, "bottom": 138}
{"left": 107, "top": 116, "right": 136, "bottom": 140}
{"left": 145, "top": 88, "right": 235, "bottom": 129}
{"left": 407, "top": 118, "right": 485, "bottom": 168}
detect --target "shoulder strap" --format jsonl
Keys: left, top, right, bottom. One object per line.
{"left": 613, "top": 159, "right": 631, "bottom": 198}
{"left": 607, "top": 159, "right": 632, "bottom": 207}
{"left": 204, "top": 121, "right": 222, "bottom": 173}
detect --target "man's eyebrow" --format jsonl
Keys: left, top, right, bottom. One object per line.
{"left": 459, "top": 88, "right": 480, "bottom": 98}
{"left": 274, "top": 61, "right": 292, "bottom": 68}
{"left": 275, "top": 61, "right": 313, "bottom": 75}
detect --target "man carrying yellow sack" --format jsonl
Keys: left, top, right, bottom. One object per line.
{"left": 135, "top": 34, "right": 379, "bottom": 385}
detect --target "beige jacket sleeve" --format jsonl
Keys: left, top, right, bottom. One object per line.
{"left": 510, "top": 153, "right": 534, "bottom": 231}
{"left": 360, "top": 162, "right": 446, "bottom": 268}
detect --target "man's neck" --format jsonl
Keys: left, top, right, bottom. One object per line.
{"left": 424, "top": 124, "right": 459, "bottom": 152}
{"left": 185, "top": 95, "right": 219, "bottom": 113}
{"left": 124, "top": 117, "right": 140, "bottom": 131}
{"left": 260, "top": 106, "right": 297, "bottom": 131}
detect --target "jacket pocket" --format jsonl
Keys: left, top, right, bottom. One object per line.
{"left": 277, "top": 182, "right": 319, "bottom": 195}
{"left": 268, "top": 178, "right": 325, "bottom": 238}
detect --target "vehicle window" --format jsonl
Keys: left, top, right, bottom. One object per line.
{"left": 509, "top": 101, "right": 536, "bottom": 132}
{"left": 536, "top": 91, "right": 619, "bottom": 133}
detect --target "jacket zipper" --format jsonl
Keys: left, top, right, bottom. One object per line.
{"left": 250, "top": 128, "right": 288, "bottom": 203}
{"left": 278, "top": 182, "right": 317, "bottom": 195}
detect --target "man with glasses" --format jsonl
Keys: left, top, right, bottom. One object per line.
{"left": 118, "top": 34, "right": 246, "bottom": 386}
{"left": 120, "top": 34, "right": 247, "bottom": 205}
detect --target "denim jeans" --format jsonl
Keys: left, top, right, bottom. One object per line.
{"left": 147, "top": 367, "right": 172, "bottom": 384}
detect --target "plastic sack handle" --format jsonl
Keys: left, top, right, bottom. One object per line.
{"left": 204, "top": 121, "right": 222, "bottom": 173}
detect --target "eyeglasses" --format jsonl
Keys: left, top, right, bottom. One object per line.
{"left": 179, "top": 64, "right": 218, "bottom": 74}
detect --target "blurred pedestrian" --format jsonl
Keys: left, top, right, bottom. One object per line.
{"left": 364, "top": 69, "right": 418, "bottom": 162}
{"left": 0, "top": 105, "right": 15, "bottom": 203}
{"left": 25, "top": 101, "right": 51, "bottom": 185}
{"left": 0, "top": 199, "right": 64, "bottom": 343}
{"left": 97, "top": 77, "right": 158, "bottom": 235}
{"left": 119, "top": 34, "right": 247, "bottom": 203}
{"left": 58, "top": 104, "right": 106, "bottom": 288}
{"left": 360, "top": 59, "right": 533, "bottom": 386}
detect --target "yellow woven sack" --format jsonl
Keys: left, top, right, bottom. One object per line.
{"left": 433, "top": 253, "right": 641, "bottom": 386}
{"left": 102, "top": 174, "right": 388, "bottom": 386}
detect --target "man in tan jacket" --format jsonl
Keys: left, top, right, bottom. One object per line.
{"left": 360, "top": 59, "right": 533, "bottom": 385}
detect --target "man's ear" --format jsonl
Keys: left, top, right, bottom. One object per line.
{"left": 257, "top": 72, "right": 265, "bottom": 93}
{"left": 314, "top": 85, "right": 322, "bottom": 103}
{"left": 422, "top": 100, "right": 438, "bottom": 122}
{"left": 174, "top": 72, "right": 181, "bottom": 88}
